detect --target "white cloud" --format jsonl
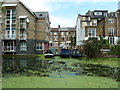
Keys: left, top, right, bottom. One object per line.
{"left": 20, "top": 0, "right": 53, "bottom": 12}
{"left": 3, "top": 0, "right": 119, "bottom": 28}
{"left": 50, "top": 15, "right": 76, "bottom": 27}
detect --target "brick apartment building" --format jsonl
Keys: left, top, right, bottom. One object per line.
{"left": 117, "top": 9, "right": 120, "bottom": 40}
{"left": 49, "top": 25, "right": 76, "bottom": 54}
{"left": 0, "top": 0, "right": 50, "bottom": 54}
{"left": 76, "top": 10, "right": 119, "bottom": 46}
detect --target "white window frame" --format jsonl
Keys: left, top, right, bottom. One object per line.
{"left": 20, "top": 42, "right": 27, "bottom": 51}
{"left": 93, "top": 20, "right": 97, "bottom": 26}
{"left": 88, "top": 28, "right": 96, "bottom": 37}
{"left": 5, "top": 9, "right": 16, "bottom": 39}
{"left": 108, "top": 28, "right": 114, "bottom": 35}
{"left": 36, "top": 42, "right": 42, "bottom": 50}
{"left": 61, "top": 32, "right": 64, "bottom": 36}
{"left": 54, "top": 36, "right": 58, "bottom": 41}
{"left": 94, "top": 12, "right": 102, "bottom": 15}
{"left": 108, "top": 37, "right": 114, "bottom": 45}
{"left": 54, "top": 32, "right": 57, "bottom": 35}
{"left": 108, "top": 19, "right": 114, "bottom": 23}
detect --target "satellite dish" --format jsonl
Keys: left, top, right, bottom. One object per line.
{"left": 26, "top": 18, "right": 29, "bottom": 23}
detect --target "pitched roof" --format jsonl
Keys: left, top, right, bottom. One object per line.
{"left": 19, "top": 1, "right": 36, "bottom": 18}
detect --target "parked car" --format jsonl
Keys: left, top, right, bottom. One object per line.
{"left": 60, "top": 49, "right": 71, "bottom": 58}
{"left": 44, "top": 49, "right": 54, "bottom": 58}
{"left": 71, "top": 49, "right": 82, "bottom": 58}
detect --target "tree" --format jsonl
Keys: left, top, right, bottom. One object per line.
{"left": 99, "top": 35, "right": 109, "bottom": 49}
{"left": 70, "top": 34, "right": 76, "bottom": 49}
{"left": 0, "top": 1, "right": 3, "bottom": 14}
{"left": 83, "top": 37, "right": 102, "bottom": 58}
{"left": 110, "top": 40, "right": 120, "bottom": 57}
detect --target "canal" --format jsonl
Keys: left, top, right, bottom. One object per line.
{"left": 2, "top": 55, "right": 120, "bottom": 88}
{"left": 2, "top": 55, "right": 119, "bottom": 80}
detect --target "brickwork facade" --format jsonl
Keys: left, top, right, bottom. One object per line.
{"left": 1, "top": 0, "right": 50, "bottom": 54}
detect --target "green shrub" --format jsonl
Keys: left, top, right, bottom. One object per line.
{"left": 83, "top": 37, "right": 102, "bottom": 58}
{"left": 110, "top": 45, "right": 120, "bottom": 57}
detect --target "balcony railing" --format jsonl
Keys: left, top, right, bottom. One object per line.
{"left": 2, "top": 46, "right": 16, "bottom": 52}
{"left": 3, "top": 34, "right": 16, "bottom": 39}
{"left": 20, "top": 23, "right": 27, "bottom": 29}
{"left": 19, "top": 34, "right": 27, "bottom": 40}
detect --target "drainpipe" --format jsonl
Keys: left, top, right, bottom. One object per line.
{"left": 42, "top": 43, "right": 45, "bottom": 54}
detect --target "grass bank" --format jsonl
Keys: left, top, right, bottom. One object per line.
{"left": 2, "top": 75, "right": 118, "bottom": 88}
{"left": 77, "top": 58, "right": 119, "bottom": 67}
{"left": 37, "top": 55, "right": 119, "bottom": 67}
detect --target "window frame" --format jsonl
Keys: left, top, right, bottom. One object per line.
{"left": 20, "top": 42, "right": 27, "bottom": 51}
{"left": 108, "top": 28, "right": 114, "bottom": 36}
{"left": 88, "top": 28, "right": 96, "bottom": 37}
{"left": 36, "top": 42, "right": 42, "bottom": 50}
{"left": 108, "top": 19, "right": 114, "bottom": 23}
{"left": 108, "top": 37, "right": 114, "bottom": 45}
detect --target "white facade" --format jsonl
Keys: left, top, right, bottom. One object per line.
{"left": 76, "top": 16, "right": 85, "bottom": 46}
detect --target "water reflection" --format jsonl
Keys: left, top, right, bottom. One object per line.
{"left": 2, "top": 55, "right": 120, "bottom": 81}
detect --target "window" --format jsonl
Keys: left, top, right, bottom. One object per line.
{"left": 94, "top": 12, "right": 102, "bottom": 15}
{"left": 108, "top": 28, "right": 114, "bottom": 35}
{"left": 88, "top": 28, "right": 96, "bottom": 37}
{"left": 54, "top": 42, "right": 58, "bottom": 47}
{"left": 93, "top": 20, "right": 97, "bottom": 26}
{"left": 104, "top": 13, "right": 108, "bottom": 17}
{"left": 61, "top": 32, "right": 64, "bottom": 35}
{"left": 6, "top": 9, "right": 16, "bottom": 30}
{"left": 11, "top": 30, "right": 16, "bottom": 39}
{"left": 108, "top": 37, "right": 114, "bottom": 45}
{"left": 49, "top": 43, "right": 52, "bottom": 46}
{"left": 54, "top": 36, "right": 58, "bottom": 41}
{"left": 50, "top": 32, "right": 52, "bottom": 36}
{"left": 61, "top": 36, "right": 65, "bottom": 41}
{"left": 39, "top": 14, "right": 42, "bottom": 16}
{"left": 20, "top": 42, "right": 27, "bottom": 51}
{"left": 20, "top": 31, "right": 27, "bottom": 39}
{"left": 66, "top": 32, "right": 68, "bottom": 35}
{"left": 54, "top": 32, "right": 57, "bottom": 35}
{"left": 87, "top": 22, "right": 90, "bottom": 26}
{"left": 20, "top": 18, "right": 27, "bottom": 29}
{"left": 36, "top": 42, "right": 42, "bottom": 50}
{"left": 50, "top": 37, "right": 52, "bottom": 41}
{"left": 108, "top": 19, "right": 114, "bottom": 23}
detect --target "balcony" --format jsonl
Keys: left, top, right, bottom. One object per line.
{"left": 3, "top": 34, "right": 16, "bottom": 40}
{"left": 20, "top": 23, "right": 27, "bottom": 30}
{"left": 2, "top": 46, "right": 16, "bottom": 52}
{"left": 19, "top": 34, "right": 27, "bottom": 40}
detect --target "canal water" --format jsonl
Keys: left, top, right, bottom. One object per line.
{"left": 2, "top": 55, "right": 119, "bottom": 81}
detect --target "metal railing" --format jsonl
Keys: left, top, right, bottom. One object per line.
{"left": 20, "top": 23, "right": 27, "bottom": 29}
{"left": 2, "top": 46, "right": 16, "bottom": 52}
{"left": 3, "top": 34, "right": 16, "bottom": 39}
{"left": 19, "top": 34, "right": 27, "bottom": 40}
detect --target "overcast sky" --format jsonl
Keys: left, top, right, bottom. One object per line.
{"left": 19, "top": 0, "right": 119, "bottom": 28}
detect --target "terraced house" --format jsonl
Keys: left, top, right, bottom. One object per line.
{"left": 76, "top": 9, "right": 119, "bottom": 46}
{"left": 0, "top": 0, "right": 50, "bottom": 54}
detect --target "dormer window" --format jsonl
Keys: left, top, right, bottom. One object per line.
{"left": 108, "top": 19, "right": 114, "bottom": 23}
{"left": 94, "top": 12, "right": 102, "bottom": 15}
